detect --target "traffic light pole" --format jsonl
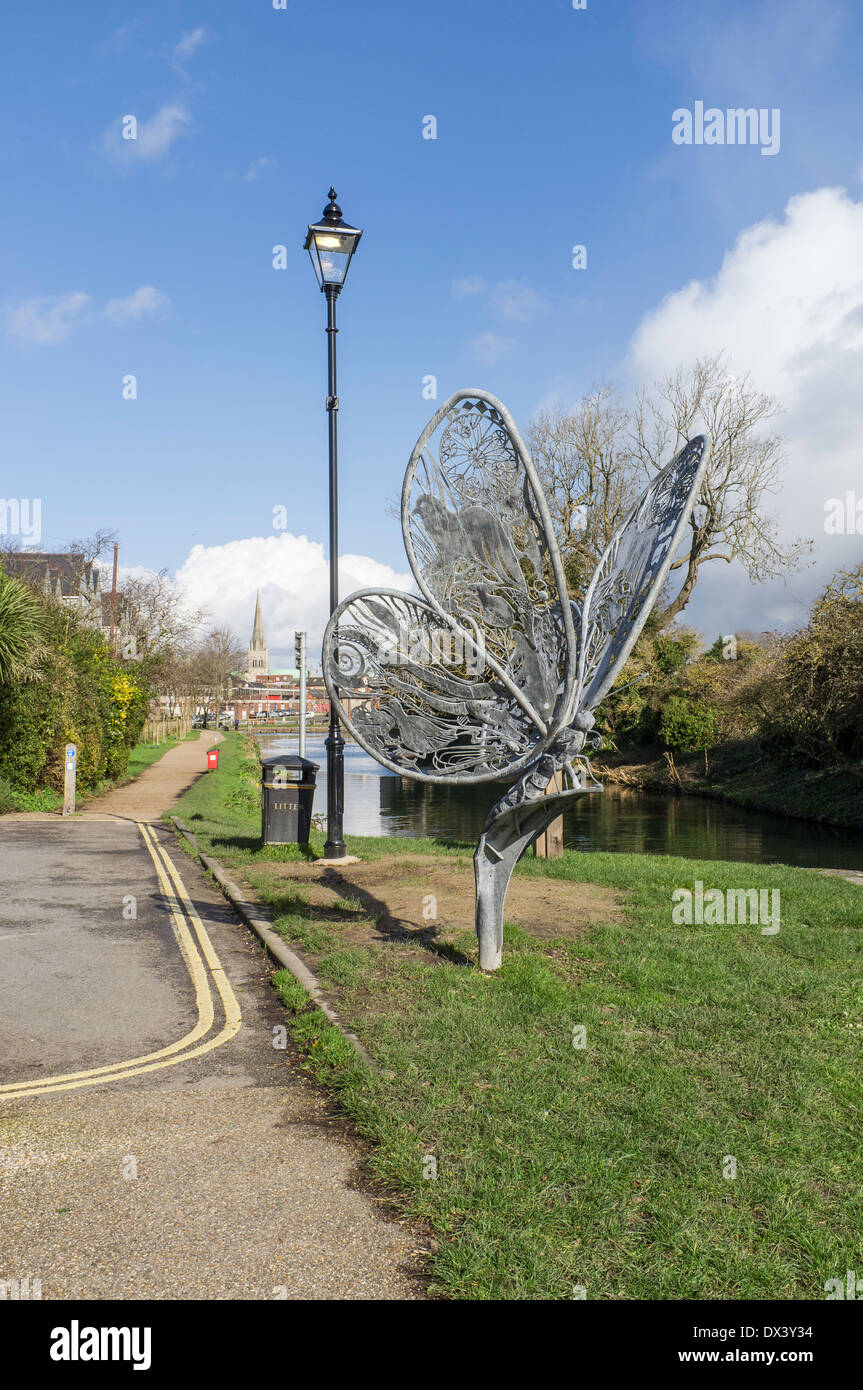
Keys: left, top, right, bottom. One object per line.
{"left": 295, "top": 630, "right": 307, "bottom": 759}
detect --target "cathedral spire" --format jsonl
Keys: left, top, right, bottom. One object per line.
{"left": 251, "top": 589, "right": 266, "bottom": 647}
{"left": 247, "top": 590, "right": 269, "bottom": 679}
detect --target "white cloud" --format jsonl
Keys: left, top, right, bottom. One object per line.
{"left": 455, "top": 277, "right": 546, "bottom": 364}
{"left": 173, "top": 533, "right": 413, "bottom": 667}
{"left": 339, "top": 553, "right": 415, "bottom": 593}
{"left": 243, "top": 156, "right": 272, "bottom": 183}
{"left": 7, "top": 292, "right": 90, "bottom": 346}
{"left": 452, "top": 276, "right": 485, "bottom": 298}
{"left": 452, "top": 276, "right": 547, "bottom": 322}
{"left": 104, "top": 105, "right": 191, "bottom": 162}
{"left": 471, "top": 331, "right": 517, "bottom": 366}
{"left": 627, "top": 183, "right": 863, "bottom": 631}
{"left": 630, "top": 186, "right": 863, "bottom": 403}
{"left": 105, "top": 286, "right": 170, "bottom": 323}
{"left": 172, "top": 27, "right": 207, "bottom": 75}
{"left": 487, "top": 279, "right": 548, "bottom": 323}
{"left": 97, "top": 22, "right": 143, "bottom": 57}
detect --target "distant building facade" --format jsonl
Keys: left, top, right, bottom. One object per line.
{"left": 3, "top": 551, "right": 130, "bottom": 638}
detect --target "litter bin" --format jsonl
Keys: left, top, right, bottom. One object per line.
{"left": 207, "top": 748, "right": 220, "bottom": 771}
{"left": 261, "top": 753, "right": 319, "bottom": 845}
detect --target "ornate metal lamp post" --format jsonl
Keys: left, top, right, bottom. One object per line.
{"left": 304, "top": 189, "right": 363, "bottom": 859}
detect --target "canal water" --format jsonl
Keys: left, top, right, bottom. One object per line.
{"left": 256, "top": 732, "right": 863, "bottom": 871}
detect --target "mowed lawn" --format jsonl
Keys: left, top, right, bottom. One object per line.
{"left": 171, "top": 733, "right": 863, "bottom": 1299}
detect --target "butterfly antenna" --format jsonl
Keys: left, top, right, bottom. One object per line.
{"left": 603, "top": 671, "right": 649, "bottom": 701}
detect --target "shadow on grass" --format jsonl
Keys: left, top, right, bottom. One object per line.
{"left": 315, "top": 867, "right": 474, "bottom": 968}
{"left": 206, "top": 831, "right": 319, "bottom": 863}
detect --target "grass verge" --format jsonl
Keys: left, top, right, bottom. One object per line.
{"left": 170, "top": 730, "right": 863, "bottom": 1299}
{"left": 0, "top": 776, "right": 62, "bottom": 813}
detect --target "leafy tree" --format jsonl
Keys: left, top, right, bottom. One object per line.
{"left": 653, "top": 632, "right": 691, "bottom": 675}
{"left": 759, "top": 564, "right": 863, "bottom": 765}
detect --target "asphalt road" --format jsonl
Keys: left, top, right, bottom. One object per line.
{"left": 0, "top": 821, "right": 199, "bottom": 1082}
{"left": 0, "top": 815, "right": 423, "bottom": 1299}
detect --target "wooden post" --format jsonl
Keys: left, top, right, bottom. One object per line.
{"left": 63, "top": 743, "right": 77, "bottom": 816}
{"left": 534, "top": 773, "right": 564, "bottom": 859}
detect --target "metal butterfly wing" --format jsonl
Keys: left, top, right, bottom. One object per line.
{"left": 473, "top": 430, "right": 707, "bottom": 968}
{"left": 322, "top": 390, "right": 709, "bottom": 969}
{"left": 323, "top": 390, "right": 577, "bottom": 785}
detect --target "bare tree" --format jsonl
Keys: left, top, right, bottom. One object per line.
{"left": 526, "top": 386, "right": 640, "bottom": 594}
{"left": 192, "top": 626, "right": 244, "bottom": 725}
{"left": 68, "top": 528, "right": 117, "bottom": 564}
{"left": 631, "top": 355, "right": 812, "bottom": 626}
{"left": 524, "top": 358, "right": 811, "bottom": 625}
{"left": 117, "top": 569, "right": 206, "bottom": 661}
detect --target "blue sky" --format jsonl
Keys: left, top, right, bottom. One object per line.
{"left": 2, "top": 0, "right": 862, "bottom": 660}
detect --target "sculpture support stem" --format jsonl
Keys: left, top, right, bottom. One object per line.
{"left": 473, "top": 787, "right": 602, "bottom": 971}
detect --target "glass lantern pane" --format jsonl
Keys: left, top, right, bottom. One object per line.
{"left": 312, "top": 230, "right": 356, "bottom": 285}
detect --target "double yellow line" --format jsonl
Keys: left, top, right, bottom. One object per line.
{"left": 0, "top": 824, "right": 241, "bottom": 1099}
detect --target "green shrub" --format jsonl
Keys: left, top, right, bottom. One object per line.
{"left": 0, "top": 590, "right": 152, "bottom": 796}
{"left": 659, "top": 695, "right": 720, "bottom": 754}
{"left": 760, "top": 564, "right": 863, "bottom": 766}
{"left": 0, "top": 776, "right": 21, "bottom": 814}
{"left": 0, "top": 571, "right": 45, "bottom": 683}
{"left": 653, "top": 632, "right": 691, "bottom": 675}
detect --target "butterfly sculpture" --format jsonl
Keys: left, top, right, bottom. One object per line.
{"left": 322, "top": 390, "right": 708, "bottom": 969}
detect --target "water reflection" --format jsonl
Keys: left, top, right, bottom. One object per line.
{"left": 255, "top": 733, "right": 863, "bottom": 870}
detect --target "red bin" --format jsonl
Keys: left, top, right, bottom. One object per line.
{"left": 207, "top": 748, "right": 220, "bottom": 771}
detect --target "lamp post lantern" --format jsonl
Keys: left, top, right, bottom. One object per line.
{"left": 304, "top": 189, "right": 362, "bottom": 859}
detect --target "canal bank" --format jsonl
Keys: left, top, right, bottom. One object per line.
{"left": 249, "top": 729, "right": 863, "bottom": 872}
{"left": 594, "top": 740, "right": 863, "bottom": 836}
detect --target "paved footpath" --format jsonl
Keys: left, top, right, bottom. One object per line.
{"left": 0, "top": 737, "right": 422, "bottom": 1300}
{"left": 83, "top": 729, "right": 217, "bottom": 822}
